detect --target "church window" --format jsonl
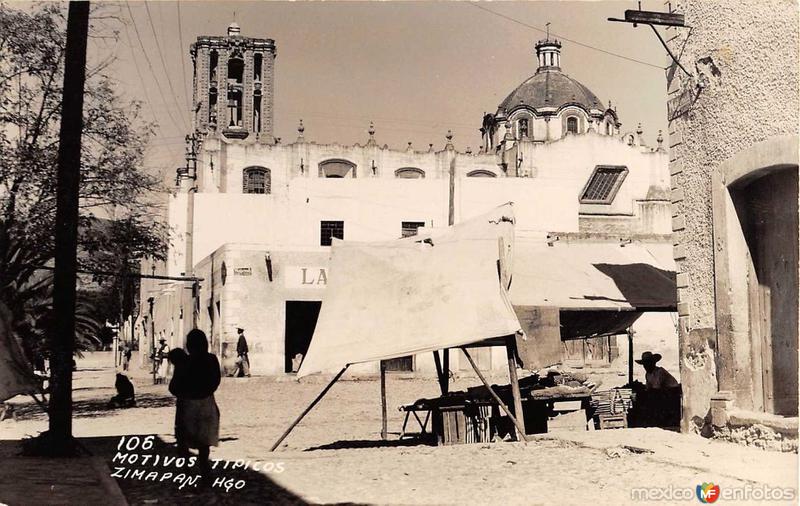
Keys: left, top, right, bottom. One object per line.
{"left": 319, "top": 159, "right": 356, "bottom": 178}
{"left": 254, "top": 53, "right": 262, "bottom": 82}
{"left": 580, "top": 165, "right": 628, "bottom": 204}
{"left": 320, "top": 221, "right": 344, "bottom": 246}
{"left": 518, "top": 118, "right": 529, "bottom": 138}
{"left": 401, "top": 221, "right": 425, "bottom": 238}
{"left": 243, "top": 167, "right": 271, "bottom": 194}
{"left": 606, "top": 122, "right": 611, "bottom": 135}
{"left": 467, "top": 170, "right": 496, "bottom": 178}
{"left": 567, "top": 116, "right": 579, "bottom": 134}
{"left": 395, "top": 167, "right": 425, "bottom": 179}
{"left": 253, "top": 92, "right": 262, "bottom": 133}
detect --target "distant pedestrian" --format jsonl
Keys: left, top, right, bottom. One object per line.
{"left": 169, "top": 330, "right": 221, "bottom": 481}
{"left": 154, "top": 338, "right": 170, "bottom": 384}
{"left": 122, "top": 345, "right": 132, "bottom": 372}
{"left": 232, "top": 327, "right": 250, "bottom": 377}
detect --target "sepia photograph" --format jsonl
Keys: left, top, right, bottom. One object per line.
{"left": 0, "top": 1, "right": 797, "bottom": 504}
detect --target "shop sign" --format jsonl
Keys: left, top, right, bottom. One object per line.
{"left": 285, "top": 266, "right": 328, "bottom": 288}
{"left": 233, "top": 267, "right": 252, "bottom": 276}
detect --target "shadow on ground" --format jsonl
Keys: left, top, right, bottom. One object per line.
{"left": 11, "top": 394, "right": 176, "bottom": 421}
{"left": 305, "top": 437, "right": 435, "bottom": 451}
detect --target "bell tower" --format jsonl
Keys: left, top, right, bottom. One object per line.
{"left": 190, "top": 22, "right": 277, "bottom": 143}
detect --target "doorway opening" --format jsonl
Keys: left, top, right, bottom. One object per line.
{"left": 729, "top": 166, "right": 799, "bottom": 415}
{"left": 285, "top": 301, "right": 321, "bottom": 373}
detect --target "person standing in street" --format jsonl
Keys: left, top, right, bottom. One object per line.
{"left": 233, "top": 327, "right": 250, "bottom": 377}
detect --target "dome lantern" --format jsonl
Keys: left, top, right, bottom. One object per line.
{"left": 535, "top": 38, "right": 562, "bottom": 71}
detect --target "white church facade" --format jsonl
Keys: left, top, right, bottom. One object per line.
{"left": 140, "top": 23, "right": 673, "bottom": 377}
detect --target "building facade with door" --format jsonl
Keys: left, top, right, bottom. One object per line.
{"left": 665, "top": 0, "right": 799, "bottom": 438}
{"left": 141, "top": 23, "right": 674, "bottom": 377}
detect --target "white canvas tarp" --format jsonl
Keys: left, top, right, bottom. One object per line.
{"left": 297, "top": 205, "right": 520, "bottom": 377}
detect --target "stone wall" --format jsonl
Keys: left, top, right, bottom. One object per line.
{"left": 666, "top": 0, "right": 799, "bottom": 431}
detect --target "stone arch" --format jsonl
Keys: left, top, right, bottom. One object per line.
{"left": 467, "top": 169, "right": 497, "bottom": 178}
{"left": 711, "top": 134, "right": 799, "bottom": 415}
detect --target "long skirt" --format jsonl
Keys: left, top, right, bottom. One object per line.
{"left": 175, "top": 395, "right": 220, "bottom": 448}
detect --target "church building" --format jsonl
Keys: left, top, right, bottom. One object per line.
{"left": 140, "top": 23, "right": 673, "bottom": 377}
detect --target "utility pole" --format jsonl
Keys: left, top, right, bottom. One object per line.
{"left": 149, "top": 297, "right": 156, "bottom": 385}
{"left": 49, "top": 1, "right": 90, "bottom": 452}
{"left": 177, "top": 132, "right": 201, "bottom": 330}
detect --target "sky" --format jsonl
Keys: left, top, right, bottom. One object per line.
{"left": 99, "top": 1, "right": 669, "bottom": 183}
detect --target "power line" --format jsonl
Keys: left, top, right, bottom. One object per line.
{"left": 176, "top": 2, "right": 192, "bottom": 115}
{"left": 124, "top": 1, "right": 187, "bottom": 133}
{"left": 469, "top": 3, "right": 664, "bottom": 70}
{"left": 143, "top": 2, "right": 191, "bottom": 131}
{"left": 121, "top": 19, "right": 162, "bottom": 136}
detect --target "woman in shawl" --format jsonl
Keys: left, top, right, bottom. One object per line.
{"left": 168, "top": 329, "right": 221, "bottom": 477}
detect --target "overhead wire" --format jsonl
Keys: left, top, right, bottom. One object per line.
{"left": 469, "top": 3, "right": 664, "bottom": 70}
{"left": 124, "top": 1, "right": 188, "bottom": 134}
{"left": 143, "top": 1, "right": 191, "bottom": 131}
{"left": 176, "top": 2, "right": 193, "bottom": 116}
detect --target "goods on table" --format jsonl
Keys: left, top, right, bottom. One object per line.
{"left": 590, "top": 388, "right": 633, "bottom": 429}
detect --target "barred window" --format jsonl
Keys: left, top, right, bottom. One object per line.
{"left": 567, "top": 116, "right": 579, "bottom": 134}
{"left": 580, "top": 165, "right": 628, "bottom": 204}
{"left": 401, "top": 221, "right": 425, "bottom": 238}
{"left": 320, "top": 221, "right": 344, "bottom": 246}
{"left": 243, "top": 167, "right": 270, "bottom": 194}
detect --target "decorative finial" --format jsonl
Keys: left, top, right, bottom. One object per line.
{"left": 368, "top": 121, "right": 375, "bottom": 137}
{"left": 657, "top": 130, "right": 664, "bottom": 146}
{"left": 608, "top": 100, "right": 612, "bottom": 109}
{"left": 636, "top": 123, "right": 643, "bottom": 135}
{"left": 466, "top": 146, "right": 472, "bottom": 154}
{"left": 298, "top": 119, "right": 304, "bottom": 134}
{"left": 446, "top": 130, "right": 453, "bottom": 141}
{"left": 407, "top": 141, "right": 413, "bottom": 152}
{"left": 429, "top": 143, "right": 434, "bottom": 152}
{"left": 546, "top": 22, "right": 551, "bottom": 41}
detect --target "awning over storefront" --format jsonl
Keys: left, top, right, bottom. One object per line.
{"left": 509, "top": 240, "right": 677, "bottom": 312}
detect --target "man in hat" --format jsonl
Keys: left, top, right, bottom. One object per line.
{"left": 233, "top": 327, "right": 250, "bottom": 377}
{"left": 154, "top": 337, "right": 170, "bottom": 384}
{"left": 636, "top": 351, "right": 678, "bottom": 390}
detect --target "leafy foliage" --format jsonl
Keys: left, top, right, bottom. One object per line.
{"left": 0, "top": 4, "right": 168, "bottom": 357}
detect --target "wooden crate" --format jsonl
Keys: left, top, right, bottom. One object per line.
{"left": 436, "top": 405, "right": 492, "bottom": 445}
{"left": 598, "top": 413, "right": 628, "bottom": 429}
{"left": 547, "top": 409, "right": 588, "bottom": 433}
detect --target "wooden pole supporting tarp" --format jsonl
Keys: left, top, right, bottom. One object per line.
{"left": 627, "top": 328, "right": 634, "bottom": 385}
{"left": 505, "top": 335, "right": 526, "bottom": 440}
{"left": 269, "top": 366, "right": 349, "bottom": 451}
{"left": 442, "top": 349, "right": 450, "bottom": 394}
{"left": 380, "top": 361, "right": 388, "bottom": 440}
{"left": 433, "top": 351, "right": 447, "bottom": 395}
{"left": 461, "top": 347, "right": 528, "bottom": 442}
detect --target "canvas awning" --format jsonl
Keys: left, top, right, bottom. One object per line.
{"left": 509, "top": 240, "right": 677, "bottom": 311}
{"left": 297, "top": 205, "right": 520, "bottom": 378}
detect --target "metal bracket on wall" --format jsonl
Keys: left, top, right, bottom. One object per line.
{"left": 608, "top": 6, "right": 694, "bottom": 79}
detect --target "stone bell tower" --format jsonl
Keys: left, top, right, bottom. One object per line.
{"left": 190, "top": 22, "right": 277, "bottom": 143}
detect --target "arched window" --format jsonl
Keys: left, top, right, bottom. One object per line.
{"left": 243, "top": 166, "right": 271, "bottom": 194}
{"left": 319, "top": 159, "right": 356, "bottom": 178}
{"left": 567, "top": 116, "right": 579, "bottom": 134}
{"left": 467, "top": 170, "right": 497, "bottom": 178}
{"left": 395, "top": 167, "right": 425, "bottom": 179}
{"left": 517, "top": 118, "right": 529, "bottom": 139}
{"left": 606, "top": 122, "right": 611, "bottom": 135}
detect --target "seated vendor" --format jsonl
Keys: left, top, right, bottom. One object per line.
{"left": 635, "top": 351, "right": 678, "bottom": 390}
{"left": 628, "top": 351, "right": 681, "bottom": 428}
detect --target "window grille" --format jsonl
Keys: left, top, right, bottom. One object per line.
{"left": 320, "top": 221, "right": 344, "bottom": 246}
{"left": 243, "top": 167, "right": 270, "bottom": 194}
{"left": 580, "top": 166, "right": 628, "bottom": 204}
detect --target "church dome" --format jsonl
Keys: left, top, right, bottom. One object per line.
{"left": 498, "top": 38, "right": 604, "bottom": 115}
{"left": 499, "top": 71, "right": 604, "bottom": 114}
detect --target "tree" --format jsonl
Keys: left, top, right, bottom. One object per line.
{"left": 0, "top": 4, "right": 168, "bottom": 365}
